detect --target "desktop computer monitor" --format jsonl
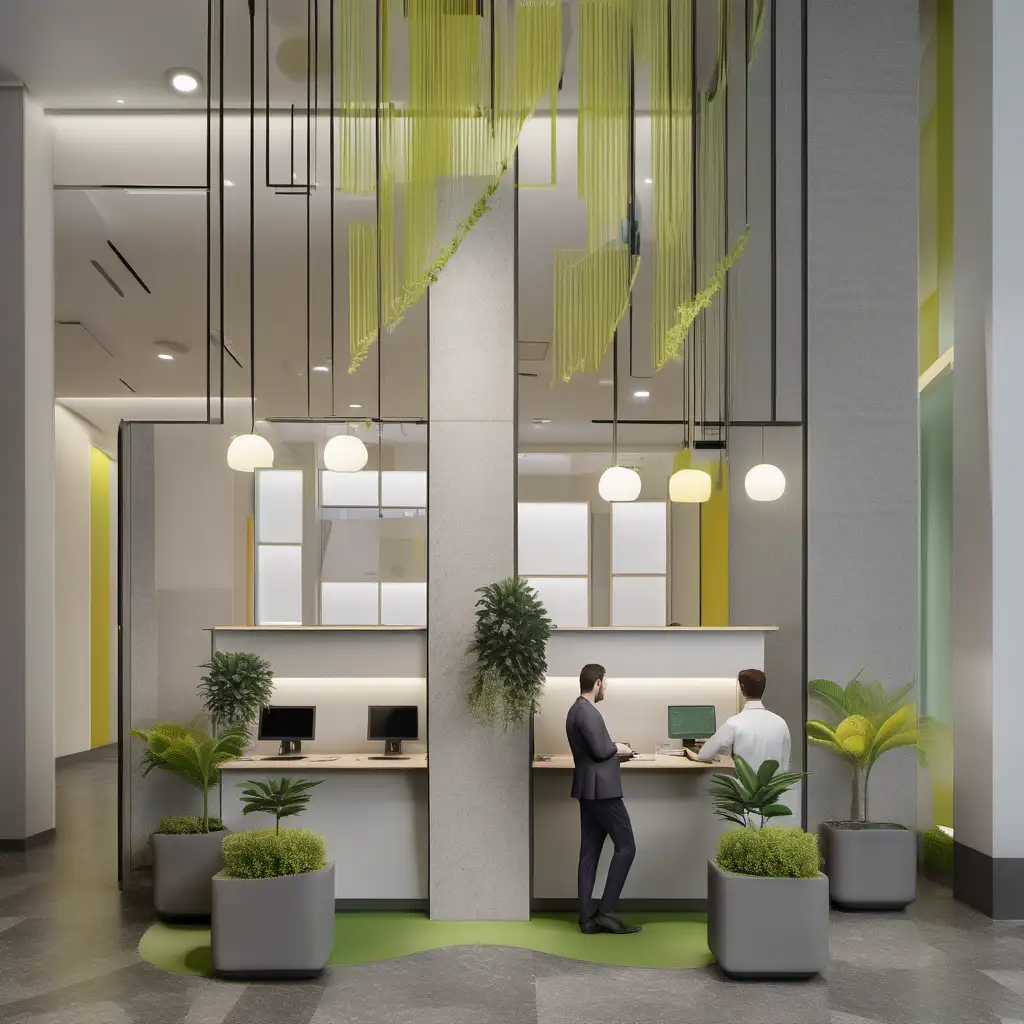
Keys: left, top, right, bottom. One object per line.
{"left": 667, "top": 705, "right": 717, "bottom": 746}
{"left": 258, "top": 705, "right": 316, "bottom": 757}
{"left": 367, "top": 705, "right": 418, "bottom": 757}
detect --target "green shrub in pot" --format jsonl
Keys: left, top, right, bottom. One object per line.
{"left": 198, "top": 651, "right": 276, "bottom": 738}
{"left": 221, "top": 829, "right": 327, "bottom": 880}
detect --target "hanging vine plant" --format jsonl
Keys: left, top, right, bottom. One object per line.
{"left": 468, "top": 577, "right": 552, "bottom": 731}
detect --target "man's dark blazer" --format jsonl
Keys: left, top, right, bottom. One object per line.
{"left": 565, "top": 696, "right": 623, "bottom": 800}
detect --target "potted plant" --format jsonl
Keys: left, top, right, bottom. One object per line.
{"left": 212, "top": 777, "right": 333, "bottom": 977}
{"left": 198, "top": 651, "right": 276, "bottom": 737}
{"left": 467, "top": 576, "right": 552, "bottom": 731}
{"left": 706, "top": 756, "right": 828, "bottom": 978}
{"left": 806, "top": 673, "right": 919, "bottom": 909}
{"left": 131, "top": 719, "right": 248, "bottom": 918}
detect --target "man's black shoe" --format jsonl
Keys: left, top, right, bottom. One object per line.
{"left": 594, "top": 913, "right": 642, "bottom": 934}
{"left": 578, "top": 918, "right": 600, "bottom": 934}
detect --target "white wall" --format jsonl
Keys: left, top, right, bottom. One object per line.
{"left": 54, "top": 405, "right": 93, "bottom": 757}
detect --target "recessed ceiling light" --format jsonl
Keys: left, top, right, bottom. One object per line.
{"left": 157, "top": 352, "right": 174, "bottom": 361}
{"left": 224, "top": 179, "right": 234, "bottom": 187}
{"left": 533, "top": 418, "right": 552, "bottom": 425}
{"left": 634, "top": 390, "right": 650, "bottom": 398}
{"left": 349, "top": 404, "right": 362, "bottom": 409}
{"left": 116, "top": 99, "right": 125, "bottom": 105}
{"left": 167, "top": 68, "right": 202, "bottom": 95}
{"left": 644, "top": 177, "right": 653, "bottom": 184}
{"left": 312, "top": 365, "right": 330, "bottom": 373}
{"left": 154, "top": 340, "right": 187, "bottom": 361}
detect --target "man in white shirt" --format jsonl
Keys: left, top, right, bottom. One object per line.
{"left": 694, "top": 669, "right": 791, "bottom": 769}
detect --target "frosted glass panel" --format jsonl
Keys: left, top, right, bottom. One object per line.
{"left": 256, "top": 469, "right": 303, "bottom": 544}
{"left": 381, "top": 582, "right": 427, "bottom": 626}
{"left": 518, "top": 503, "right": 589, "bottom": 576}
{"left": 525, "top": 577, "right": 589, "bottom": 628}
{"left": 611, "top": 576, "right": 666, "bottom": 627}
{"left": 612, "top": 502, "right": 667, "bottom": 575}
{"left": 321, "top": 581, "right": 378, "bottom": 625}
{"left": 256, "top": 545, "right": 302, "bottom": 624}
{"left": 321, "top": 470, "right": 379, "bottom": 507}
{"left": 382, "top": 471, "right": 427, "bottom": 508}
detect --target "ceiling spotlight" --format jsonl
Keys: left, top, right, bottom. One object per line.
{"left": 312, "top": 365, "right": 330, "bottom": 373}
{"left": 224, "top": 179, "right": 235, "bottom": 187}
{"left": 167, "top": 68, "right": 202, "bottom": 95}
{"left": 349, "top": 404, "right": 362, "bottom": 409}
{"left": 634, "top": 390, "right": 650, "bottom": 398}
{"left": 157, "top": 353, "right": 174, "bottom": 361}
{"left": 644, "top": 177, "right": 653, "bottom": 184}
{"left": 154, "top": 340, "right": 187, "bottom": 362}
{"left": 116, "top": 99, "right": 125, "bottom": 105}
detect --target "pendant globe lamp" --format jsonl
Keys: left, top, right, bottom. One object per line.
{"left": 744, "top": 428, "right": 786, "bottom": 502}
{"left": 324, "top": 431, "right": 368, "bottom": 472}
{"left": 669, "top": 466, "right": 712, "bottom": 503}
{"left": 598, "top": 332, "right": 640, "bottom": 502}
{"left": 228, "top": 3, "right": 275, "bottom": 474}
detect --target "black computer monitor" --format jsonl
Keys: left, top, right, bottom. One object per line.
{"left": 258, "top": 705, "right": 316, "bottom": 756}
{"left": 367, "top": 705, "right": 418, "bottom": 756}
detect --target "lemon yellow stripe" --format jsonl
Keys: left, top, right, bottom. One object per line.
{"left": 89, "top": 447, "right": 112, "bottom": 748}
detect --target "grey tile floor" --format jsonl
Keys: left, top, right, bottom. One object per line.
{"left": 1, "top": 749, "right": 1022, "bottom": 1024}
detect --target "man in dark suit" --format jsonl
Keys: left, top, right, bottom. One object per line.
{"left": 565, "top": 664, "right": 641, "bottom": 935}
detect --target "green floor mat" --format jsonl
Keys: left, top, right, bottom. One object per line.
{"left": 139, "top": 911, "right": 713, "bottom": 976}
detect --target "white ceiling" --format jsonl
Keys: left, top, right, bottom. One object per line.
{"left": 14, "top": 0, "right": 733, "bottom": 449}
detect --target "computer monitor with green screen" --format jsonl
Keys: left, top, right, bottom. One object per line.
{"left": 667, "top": 705, "right": 717, "bottom": 743}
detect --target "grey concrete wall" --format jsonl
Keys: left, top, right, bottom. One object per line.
{"left": 0, "top": 88, "right": 55, "bottom": 843}
{"left": 805, "top": 0, "right": 919, "bottom": 827}
{"left": 428, "top": 172, "right": 529, "bottom": 920}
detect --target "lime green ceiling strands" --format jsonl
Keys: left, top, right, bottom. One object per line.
{"left": 343, "top": 0, "right": 560, "bottom": 373}
{"left": 577, "top": 0, "right": 633, "bottom": 252}
{"left": 337, "top": 0, "right": 377, "bottom": 195}
{"left": 637, "top": 0, "right": 694, "bottom": 373}
{"left": 749, "top": 0, "right": 767, "bottom": 68}
{"left": 552, "top": 247, "right": 640, "bottom": 383}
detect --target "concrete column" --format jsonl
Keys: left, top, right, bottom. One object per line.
{"left": 952, "top": 0, "right": 1024, "bottom": 918}
{"left": 805, "top": 0, "right": 919, "bottom": 827}
{"left": 428, "top": 173, "right": 528, "bottom": 920}
{"left": 0, "top": 86, "right": 56, "bottom": 846}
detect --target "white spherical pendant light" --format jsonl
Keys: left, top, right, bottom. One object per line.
{"left": 598, "top": 466, "right": 642, "bottom": 502}
{"left": 745, "top": 463, "right": 786, "bottom": 502}
{"left": 227, "top": 433, "right": 275, "bottom": 473}
{"left": 669, "top": 468, "right": 712, "bottom": 503}
{"left": 324, "top": 433, "right": 369, "bottom": 473}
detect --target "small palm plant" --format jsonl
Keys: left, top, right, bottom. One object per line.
{"left": 468, "top": 576, "right": 552, "bottom": 730}
{"left": 806, "top": 672, "right": 918, "bottom": 822}
{"left": 238, "top": 778, "right": 324, "bottom": 834}
{"left": 198, "top": 651, "right": 275, "bottom": 737}
{"left": 711, "top": 755, "right": 806, "bottom": 829}
{"left": 131, "top": 719, "right": 248, "bottom": 833}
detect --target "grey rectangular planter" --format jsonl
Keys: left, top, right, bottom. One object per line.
{"left": 707, "top": 860, "right": 830, "bottom": 979}
{"left": 212, "top": 862, "right": 335, "bottom": 978}
{"left": 821, "top": 821, "right": 917, "bottom": 910}
{"left": 152, "top": 830, "right": 228, "bottom": 919}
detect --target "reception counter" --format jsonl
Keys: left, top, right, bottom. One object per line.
{"left": 531, "top": 626, "right": 772, "bottom": 908}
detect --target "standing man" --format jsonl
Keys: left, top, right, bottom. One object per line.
{"left": 565, "top": 664, "right": 641, "bottom": 935}
{"left": 694, "top": 668, "right": 792, "bottom": 768}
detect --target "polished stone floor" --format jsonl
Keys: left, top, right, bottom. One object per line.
{"left": 1, "top": 749, "right": 1023, "bottom": 1023}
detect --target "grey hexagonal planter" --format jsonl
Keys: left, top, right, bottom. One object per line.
{"left": 211, "top": 862, "right": 335, "bottom": 978}
{"left": 152, "top": 830, "right": 228, "bottom": 919}
{"left": 707, "top": 860, "right": 830, "bottom": 978}
{"left": 821, "top": 821, "right": 917, "bottom": 910}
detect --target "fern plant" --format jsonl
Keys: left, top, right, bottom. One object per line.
{"left": 711, "top": 755, "right": 806, "bottom": 830}
{"left": 468, "top": 576, "right": 552, "bottom": 730}
{"left": 238, "top": 777, "right": 323, "bottom": 834}
{"left": 806, "top": 672, "right": 918, "bottom": 822}
{"left": 198, "top": 651, "right": 275, "bottom": 736}
{"left": 131, "top": 719, "right": 248, "bottom": 833}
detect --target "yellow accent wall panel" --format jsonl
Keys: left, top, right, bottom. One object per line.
{"left": 673, "top": 449, "right": 729, "bottom": 625}
{"left": 90, "top": 447, "right": 112, "bottom": 748}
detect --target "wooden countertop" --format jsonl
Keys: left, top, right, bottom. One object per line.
{"left": 532, "top": 754, "right": 734, "bottom": 771}
{"left": 222, "top": 753, "right": 428, "bottom": 771}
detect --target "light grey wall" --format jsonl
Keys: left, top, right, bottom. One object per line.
{"left": 805, "top": 0, "right": 919, "bottom": 827}
{"left": 428, "top": 172, "right": 529, "bottom": 920}
{"left": 0, "top": 87, "right": 55, "bottom": 843}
